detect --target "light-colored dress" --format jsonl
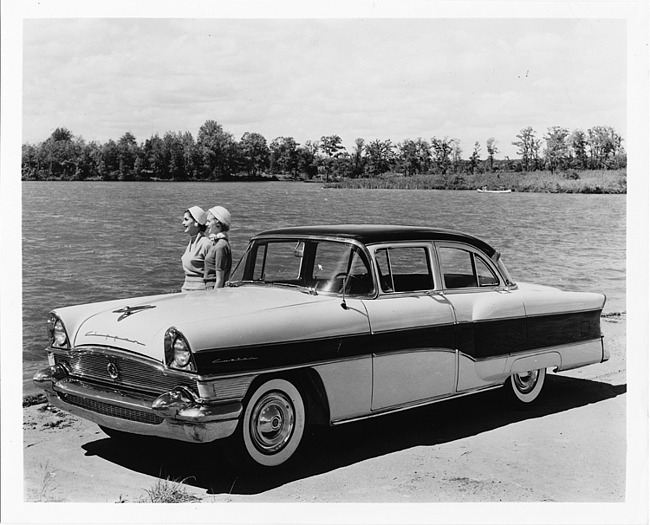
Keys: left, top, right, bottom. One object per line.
{"left": 181, "top": 232, "right": 212, "bottom": 291}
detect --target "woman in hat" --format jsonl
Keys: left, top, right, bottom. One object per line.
{"left": 180, "top": 205, "right": 212, "bottom": 292}
{"left": 204, "top": 205, "right": 232, "bottom": 289}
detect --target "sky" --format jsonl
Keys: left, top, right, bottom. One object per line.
{"left": 20, "top": 16, "right": 628, "bottom": 159}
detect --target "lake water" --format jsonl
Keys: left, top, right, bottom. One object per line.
{"left": 21, "top": 181, "right": 626, "bottom": 391}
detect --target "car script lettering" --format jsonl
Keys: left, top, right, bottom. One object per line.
{"left": 212, "top": 356, "right": 258, "bottom": 364}
{"left": 84, "top": 330, "right": 145, "bottom": 346}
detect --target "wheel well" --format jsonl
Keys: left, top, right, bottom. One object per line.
{"left": 244, "top": 368, "right": 330, "bottom": 426}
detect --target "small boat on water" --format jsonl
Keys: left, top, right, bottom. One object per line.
{"left": 477, "top": 187, "right": 512, "bottom": 194}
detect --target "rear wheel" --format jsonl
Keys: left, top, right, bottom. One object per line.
{"left": 236, "top": 378, "right": 306, "bottom": 468}
{"left": 506, "top": 368, "right": 546, "bottom": 404}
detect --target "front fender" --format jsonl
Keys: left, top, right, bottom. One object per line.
{"left": 184, "top": 297, "right": 371, "bottom": 353}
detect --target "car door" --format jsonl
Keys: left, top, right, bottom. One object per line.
{"left": 433, "top": 242, "right": 527, "bottom": 391}
{"left": 363, "top": 243, "right": 457, "bottom": 411}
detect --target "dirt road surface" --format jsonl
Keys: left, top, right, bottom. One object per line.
{"left": 10, "top": 314, "right": 647, "bottom": 524}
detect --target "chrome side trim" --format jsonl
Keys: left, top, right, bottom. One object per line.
{"left": 370, "top": 347, "right": 457, "bottom": 358}
{"left": 198, "top": 354, "right": 372, "bottom": 382}
{"left": 331, "top": 384, "right": 503, "bottom": 425}
{"left": 440, "top": 287, "right": 507, "bottom": 296}
{"left": 457, "top": 337, "right": 604, "bottom": 363}
{"left": 523, "top": 307, "right": 604, "bottom": 318}
{"left": 369, "top": 323, "right": 456, "bottom": 336}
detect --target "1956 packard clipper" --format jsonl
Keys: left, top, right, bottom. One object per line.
{"left": 34, "top": 225, "right": 608, "bottom": 468}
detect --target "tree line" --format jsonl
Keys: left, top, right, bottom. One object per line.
{"left": 21, "top": 121, "right": 626, "bottom": 182}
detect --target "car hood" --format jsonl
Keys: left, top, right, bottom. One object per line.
{"left": 66, "top": 286, "right": 369, "bottom": 361}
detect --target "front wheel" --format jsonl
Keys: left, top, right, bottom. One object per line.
{"left": 236, "top": 378, "right": 306, "bottom": 468}
{"left": 506, "top": 368, "right": 546, "bottom": 404}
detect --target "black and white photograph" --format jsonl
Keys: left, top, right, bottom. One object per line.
{"left": 1, "top": 1, "right": 647, "bottom": 524}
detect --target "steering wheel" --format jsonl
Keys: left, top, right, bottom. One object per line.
{"left": 315, "top": 273, "right": 348, "bottom": 293}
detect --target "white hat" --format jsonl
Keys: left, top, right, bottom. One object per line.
{"left": 208, "top": 206, "right": 231, "bottom": 229}
{"left": 186, "top": 205, "right": 207, "bottom": 226}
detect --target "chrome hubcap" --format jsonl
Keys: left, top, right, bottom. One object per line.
{"left": 250, "top": 391, "right": 294, "bottom": 454}
{"left": 513, "top": 370, "right": 539, "bottom": 394}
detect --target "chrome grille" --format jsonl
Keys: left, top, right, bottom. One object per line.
{"left": 62, "top": 393, "right": 163, "bottom": 425}
{"left": 52, "top": 347, "right": 196, "bottom": 395}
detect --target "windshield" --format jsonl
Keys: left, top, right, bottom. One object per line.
{"left": 229, "top": 239, "right": 374, "bottom": 296}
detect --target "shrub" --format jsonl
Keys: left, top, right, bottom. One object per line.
{"left": 140, "top": 477, "right": 201, "bottom": 503}
{"left": 562, "top": 169, "right": 581, "bottom": 180}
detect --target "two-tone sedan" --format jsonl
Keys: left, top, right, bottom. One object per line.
{"left": 34, "top": 225, "right": 608, "bottom": 468}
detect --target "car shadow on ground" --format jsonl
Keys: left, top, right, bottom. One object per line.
{"left": 81, "top": 374, "right": 626, "bottom": 496}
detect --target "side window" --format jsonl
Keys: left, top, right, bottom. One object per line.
{"left": 348, "top": 249, "right": 370, "bottom": 277}
{"left": 375, "top": 246, "right": 433, "bottom": 293}
{"left": 475, "top": 255, "right": 499, "bottom": 286}
{"left": 376, "top": 249, "right": 393, "bottom": 292}
{"left": 438, "top": 246, "right": 500, "bottom": 289}
{"left": 438, "top": 247, "right": 477, "bottom": 288}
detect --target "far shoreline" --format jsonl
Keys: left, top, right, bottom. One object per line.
{"left": 325, "top": 168, "right": 626, "bottom": 194}
{"left": 21, "top": 168, "right": 627, "bottom": 195}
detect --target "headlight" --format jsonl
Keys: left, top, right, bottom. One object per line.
{"left": 164, "top": 328, "right": 196, "bottom": 372}
{"left": 47, "top": 313, "right": 70, "bottom": 349}
{"left": 173, "top": 338, "right": 191, "bottom": 367}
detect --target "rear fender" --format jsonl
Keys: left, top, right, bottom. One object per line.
{"left": 510, "top": 352, "right": 561, "bottom": 375}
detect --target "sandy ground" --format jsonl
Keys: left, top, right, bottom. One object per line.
{"left": 17, "top": 315, "right": 635, "bottom": 513}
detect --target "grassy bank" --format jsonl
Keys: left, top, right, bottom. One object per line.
{"left": 326, "top": 169, "right": 626, "bottom": 194}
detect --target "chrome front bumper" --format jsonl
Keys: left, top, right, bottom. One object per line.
{"left": 33, "top": 364, "right": 242, "bottom": 443}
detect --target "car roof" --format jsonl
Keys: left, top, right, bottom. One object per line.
{"left": 254, "top": 224, "right": 497, "bottom": 256}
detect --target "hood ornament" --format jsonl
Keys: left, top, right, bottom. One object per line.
{"left": 113, "top": 304, "right": 156, "bottom": 322}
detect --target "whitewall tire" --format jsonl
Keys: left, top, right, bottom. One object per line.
{"left": 507, "top": 368, "right": 546, "bottom": 404}
{"left": 239, "top": 378, "right": 306, "bottom": 468}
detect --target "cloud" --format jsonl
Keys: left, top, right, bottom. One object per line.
{"left": 22, "top": 18, "right": 626, "bottom": 157}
